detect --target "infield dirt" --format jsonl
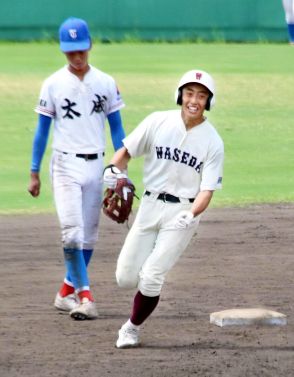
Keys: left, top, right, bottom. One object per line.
{"left": 0, "top": 204, "right": 293, "bottom": 377}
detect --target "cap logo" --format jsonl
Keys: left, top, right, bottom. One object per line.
{"left": 196, "top": 72, "right": 202, "bottom": 80}
{"left": 68, "top": 29, "right": 77, "bottom": 39}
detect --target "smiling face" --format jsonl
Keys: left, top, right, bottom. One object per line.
{"left": 181, "top": 83, "right": 210, "bottom": 129}
{"left": 65, "top": 49, "right": 90, "bottom": 78}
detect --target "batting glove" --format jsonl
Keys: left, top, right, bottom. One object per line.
{"left": 174, "top": 210, "right": 198, "bottom": 229}
{"left": 103, "top": 164, "right": 127, "bottom": 189}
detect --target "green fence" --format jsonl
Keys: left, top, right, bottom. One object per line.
{"left": 0, "top": 0, "right": 287, "bottom": 42}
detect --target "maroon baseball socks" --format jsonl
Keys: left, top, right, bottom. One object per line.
{"left": 130, "top": 290, "right": 160, "bottom": 326}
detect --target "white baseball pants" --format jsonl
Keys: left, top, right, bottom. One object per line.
{"left": 116, "top": 194, "right": 200, "bottom": 297}
{"left": 50, "top": 150, "right": 104, "bottom": 250}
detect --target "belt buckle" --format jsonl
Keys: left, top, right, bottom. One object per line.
{"left": 162, "top": 193, "right": 167, "bottom": 202}
{"left": 84, "top": 154, "right": 89, "bottom": 161}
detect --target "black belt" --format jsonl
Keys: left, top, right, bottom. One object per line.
{"left": 76, "top": 153, "right": 98, "bottom": 160}
{"left": 63, "top": 152, "right": 104, "bottom": 160}
{"left": 145, "top": 191, "right": 194, "bottom": 203}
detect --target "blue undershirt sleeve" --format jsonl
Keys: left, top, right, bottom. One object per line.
{"left": 107, "top": 110, "right": 126, "bottom": 151}
{"left": 31, "top": 114, "right": 52, "bottom": 172}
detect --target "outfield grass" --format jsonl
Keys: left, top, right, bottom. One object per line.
{"left": 0, "top": 42, "right": 293, "bottom": 214}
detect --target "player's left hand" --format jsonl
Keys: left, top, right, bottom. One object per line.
{"left": 103, "top": 177, "right": 136, "bottom": 223}
{"left": 103, "top": 164, "right": 127, "bottom": 189}
{"left": 174, "top": 210, "right": 197, "bottom": 229}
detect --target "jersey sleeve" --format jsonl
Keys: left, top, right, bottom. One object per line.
{"left": 106, "top": 77, "right": 125, "bottom": 115}
{"left": 35, "top": 78, "right": 55, "bottom": 118}
{"left": 30, "top": 114, "right": 52, "bottom": 172}
{"left": 123, "top": 112, "right": 156, "bottom": 157}
{"left": 200, "top": 140, "right": 224, "bottom": 191}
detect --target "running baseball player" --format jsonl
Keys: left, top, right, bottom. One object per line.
{"left": 103, "top": 69, "right": 224, "bottom": 348}
{"left": 282, "top": 0, "right": 294, "bottom": 44}
{"left": 28, "top": 17, "right": 126, "bottom": 320}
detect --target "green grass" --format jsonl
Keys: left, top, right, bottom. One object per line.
{"left": 0, "top": 42, "right": 293, "bottom": 213}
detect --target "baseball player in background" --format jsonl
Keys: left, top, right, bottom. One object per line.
{"left": 28, "top": 17, "right": 126, "bottom": 320}
{"left": 103, "top": 70, "right": 224, "bottom": 348}
{"left": 282, "top": 0, "right": 294, "bottom": 44}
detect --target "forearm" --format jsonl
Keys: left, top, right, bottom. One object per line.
{"left": 110, "top": 146, "right": 131, "bottom": 171}
{"left": 190, "top": 190, "right": 214, "bottom": 217}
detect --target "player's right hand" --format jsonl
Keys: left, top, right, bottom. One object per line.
{"left": 103, "top": 164, "right": 127, "bottom": 189}
{"left": 28, "top": 172, "right": 41, "bottom": 197}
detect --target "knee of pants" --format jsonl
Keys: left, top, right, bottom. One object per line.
{"left": 116, "top": 266, "right": 138, "bottom": 289}
{"left": 83, "top": 224, "right": 99, "bottom": 250}
{"left": 83, "top": 233, "right": 98, "bottom": 250}
{"left": 62, "top": 225, "right": 83, "bottom": 250}
{"left": 83, "top": 242, "right": 95, "bottom": 250}
{"left": 138, "top": 272, "right": 164, "bottom": 297}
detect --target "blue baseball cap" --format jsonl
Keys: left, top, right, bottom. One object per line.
{"left": 59, "top": 17, "right": 91, "bottom": 52}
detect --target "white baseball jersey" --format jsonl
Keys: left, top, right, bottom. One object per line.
{"left": 123, "top": 110, "right": 224, "bottom": 198}
{"left": 35, "top": 65, "right": 125, "bottom": 153}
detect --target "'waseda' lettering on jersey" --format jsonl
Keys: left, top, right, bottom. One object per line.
{"left": 155, "top": 146, "right": 203, "bottom": 173}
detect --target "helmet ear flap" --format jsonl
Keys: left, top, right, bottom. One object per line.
{"left": 205, "top": 94, "right": 212, "bottom": 111}
{"left": 176, "top": 89, "right": 182, "bottom": 105}
{"left": 207, "top": 93, "right": 216, "bottom": 110}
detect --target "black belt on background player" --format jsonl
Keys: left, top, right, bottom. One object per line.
{"left": 76, "top": 153, "right": 98, "bottom": 160}
{"left": 144, "top": 191, "right": 194, "bottom": 203}
{"left": 62, "top": 152, "right": 105, "bottom": 160}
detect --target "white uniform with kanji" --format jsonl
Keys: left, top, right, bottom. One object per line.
{"left": 36, "top": 65, "right": 125, "bottom": 250}
{"left": 116, "top": 110, "right": 224, "bottom": 297}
